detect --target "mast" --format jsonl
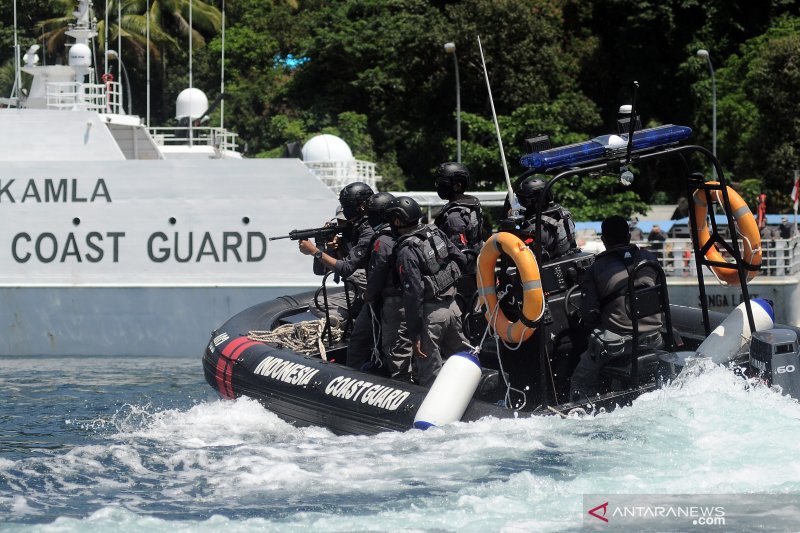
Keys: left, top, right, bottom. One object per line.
{"left": 220, "top": 0, "right": 225, "bottom": 129}
{"left": 146, "top": 0, "right": 150, "bottom": 126}
{"left": 12, "top": 0, "right": 21, "bottom": 105}
{"left": 189, "top": 0, "right": 194, "bottom": 146}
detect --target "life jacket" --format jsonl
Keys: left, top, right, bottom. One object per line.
{"left": 397, "top": 224, "right": 461, "bottom": 299}
{"left": 524, "top": 204, "right": 576, "bottom": 259}
{"left": 434, "top": 197, "right": 483, "bottom": 255}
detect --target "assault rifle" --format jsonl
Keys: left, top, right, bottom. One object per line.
{"left": 269, "top": 225, "right": 343, "bottom": 242}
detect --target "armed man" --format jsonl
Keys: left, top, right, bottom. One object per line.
{"left": 385, "top": 196, "right": 469, "bottom": 387}
{"left": 432, "top": 162, "right": 483, "bottom": 302}
{"left": 298, "top": 182, "right": 375, "bottom": 367}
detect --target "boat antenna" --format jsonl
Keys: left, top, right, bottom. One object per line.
{"left": 104, "top": 0, "right": 108, "bottom": 76}
{"left": 12, "top": 0, "right": 21, "bottom": 105}
{"left": 220, "top": 0, "right": 225, "bottom": 129}
{"left": 189, "top": 0, "right": 194, "bottom": 146}
{"left": 117, "top": 0, "right": 121, "bottom": 97}
{"left": 146, "top": 0, "right": 150, "bottom": 126}
{"left": 477, "top": 35, "right": 521, "bottom": 216}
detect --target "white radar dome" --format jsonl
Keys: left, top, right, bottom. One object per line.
{"left": 302, "top": 134, "right": 354, "bottom": 162}
{"left": 175, "top": 88, "right": 209, "bottom": 120}
{"left": 68, "top": 43, "right": 91, "bottom": 68}
{"left": 68, "top": 43, "right": 91, "bottom": 80}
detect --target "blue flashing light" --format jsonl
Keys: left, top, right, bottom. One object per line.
{"left": 520, "top": 124, "right": 693, "bottom": 171}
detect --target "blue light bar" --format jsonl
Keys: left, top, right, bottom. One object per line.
{"left": 519, "top": 124, "right": 693, "bottom": 171}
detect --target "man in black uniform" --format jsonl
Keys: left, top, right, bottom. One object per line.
{"left": 386, "top": 196, "right": 469, "bottom": 387}
{"left": 434, "top": 163, "right": 483, "bottom": 268}
{"left": 362, "top": 192, "right": 414, "bottom": 380}
{"left": 516, "top": 175, "right": 578, "bottom": 262}
{"left": 569, "top": 215, "right": 663, "bottom": 400}
{"left": 298, "top": 182, "right": 375, "bottom": 366}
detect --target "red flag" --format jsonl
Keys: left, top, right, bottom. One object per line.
{"left": 792, "top": 175, "right": 800, "bottom": 210}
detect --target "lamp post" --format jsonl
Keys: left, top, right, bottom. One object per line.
{"left": 444, "top": 41, "right": 461, "bottom": 163}
{"left": 697, "top": 49, "right": 716, "bottom": 167}
{"left": 106, "top": 49, "right": 131, "bottom": 115}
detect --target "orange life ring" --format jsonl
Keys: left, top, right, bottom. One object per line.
{"left": 692, "top": 182, "right": 762, "bottom": 284}
{"left": 101, "top": 73, "right": 114, "bottom": 83}
{"left": 476, "top": 232, "right": 545, "bottom": 344}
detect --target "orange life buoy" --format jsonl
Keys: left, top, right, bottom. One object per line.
{"left": 476, "top": 232, "right": 545, "bottom": 344}
{"left": 692, "top": 182, "right": 762, "bottom": 284}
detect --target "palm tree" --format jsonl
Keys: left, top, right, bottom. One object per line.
{"left": 35, "top": 0, "right": 221, "bottom": 71}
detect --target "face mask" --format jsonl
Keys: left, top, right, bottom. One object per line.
{"left": 436, "top": 182, "right": 452, "bottom": 200}
{"left": 368, "top": 213, "right": 383, "bottom": 228}
{"left": 341, "top": 203, "right": 359, "bottom": 220}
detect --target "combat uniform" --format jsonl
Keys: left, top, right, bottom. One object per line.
{"left": 434, "top": 195, "right": 483, "bottom": 303}
{"left": 396, "top": 224, "right": 469, "bottom": 386}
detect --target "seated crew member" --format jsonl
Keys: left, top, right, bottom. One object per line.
{"left": 515, "top": 175, "right": 578, "bottom": 262}
{"left": 345, "top": 192, "right": 399, "bottom": 371}
{"left": 386, "top": 196, "right": 469, "bottom": 387}
{"left": 569, "top": 215, "right": 663, "bottom": 400}
{"left": 362, "top": 193, "right": 414, "bottom": 380}
{"left": 299, "top": 182, "right": 375, "bottom": 365}
{"left": 432, "top": 162, "right": 483, "bottom": 303}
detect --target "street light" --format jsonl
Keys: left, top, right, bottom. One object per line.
{"left": 106, "top": 49, "right": 131, "bottom": 115}
{"left": 444, "top": 41, "right": 461, "bottom": 163}
{"left": 697, "top": 49, "right": 716, "bottom": 168}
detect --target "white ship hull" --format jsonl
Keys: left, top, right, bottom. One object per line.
{"left": 0, "top": 158, "right": 339, "bottom": 355}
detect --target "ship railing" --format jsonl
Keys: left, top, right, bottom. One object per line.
{"left": 303, "top": 159, "right": 383, "bottom": 195}
{"left": 148, "top": 126, "right": 239, "bottom": 152}
{"left": 633, "top": 235, "right": 800, "bottom": 277}
{"left": 44, "top": 81, "right": 122, "bottom": 114}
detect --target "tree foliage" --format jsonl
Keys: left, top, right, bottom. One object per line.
{"left": 5, "top": 0, "right": 800, "bottom": 219}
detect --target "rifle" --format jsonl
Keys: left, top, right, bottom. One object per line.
{"left": 269, "top": 225, "right": 343, "bottom": 242}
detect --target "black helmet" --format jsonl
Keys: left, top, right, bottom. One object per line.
{"left": 366, "top": 192, "right": 395, "bottom": 228}
{"left": 339, "top": 182, "right": 374, "bottom": 220}
{"left": 434, "top": 162, "right": 469, "bottom": 199}
{"left": 384, "top": 196, "right": 422, "bottom": 226}
{"left": 516, "top": 176, "right": 553, "bottom": 210}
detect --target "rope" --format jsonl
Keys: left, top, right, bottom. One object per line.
{"left": 249, "top": 319, "right": 344, "bottom": 355}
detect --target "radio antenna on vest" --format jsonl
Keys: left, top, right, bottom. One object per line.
{"left": 477, "top": 35, "right": 521, "bottom": 215}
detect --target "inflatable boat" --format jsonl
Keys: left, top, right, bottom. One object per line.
{"left": 202, "top": 123, "right": 800, "bottom": 435}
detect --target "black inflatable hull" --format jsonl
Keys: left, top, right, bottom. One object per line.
{"left": 202, "top": 292, "right": 511, "bottom": 435}
{"left": 202, "top": 292, "right": 790, "bottom": 434}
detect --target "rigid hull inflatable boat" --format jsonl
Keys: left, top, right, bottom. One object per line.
{"left": 203, "top": 123, "right": 800, "bottom": 435}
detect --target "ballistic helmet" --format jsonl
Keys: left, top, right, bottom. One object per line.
{"left": 516, "top": 176, "right": 553, "bottom": 209}
{"left": 339, "top": 182, "right": 374, "bottom": 220}
{"left": 434, "top": 162, "right": 470, "bottom": 199}
{"left": 384, "top": 196, "right": 422, "bottom": 226}
{"left": 366, "top": 192, "right": 395, "bottom": 228}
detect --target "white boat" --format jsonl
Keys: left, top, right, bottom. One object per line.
{"left": 0, "top": 0, "right": 354, "bottom": 356}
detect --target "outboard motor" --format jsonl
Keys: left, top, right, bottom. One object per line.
{"left": 749, "top": 329, "right": 800, "bottom": 399}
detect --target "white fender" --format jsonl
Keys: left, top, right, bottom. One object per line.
{"left": 696, "top": 298, "right": 775, "bottom": 364}
{"left": 413, "top": 352, "right": 482, "bottom": 429}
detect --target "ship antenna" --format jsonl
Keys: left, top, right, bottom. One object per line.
{"left": 12, "top": 0, "right": 21, "bottom": 105}
{"left": 477, "top": 35, "right": 522, "bottom": 216}
{"left": 220, "top": 0, "right": 225, "bottom": 129}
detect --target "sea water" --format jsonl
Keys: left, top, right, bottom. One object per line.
{"left": 2, "top": 355, "right": 800, "bottom": 532}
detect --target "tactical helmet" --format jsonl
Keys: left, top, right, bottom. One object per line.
{"left": 384, "top": 196, "right": 422, "bottom": 226}
{"left": 339, "top": 182, "right": 374, "bottom": 220}
{"left": 366, "top": 192, "right": 395, "bottom": 228}
{"left": 434, "top": 162, "right": 470, "bottom": 199}
{"left": 516, "top": 176, "right": 553, "bottom": 210}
